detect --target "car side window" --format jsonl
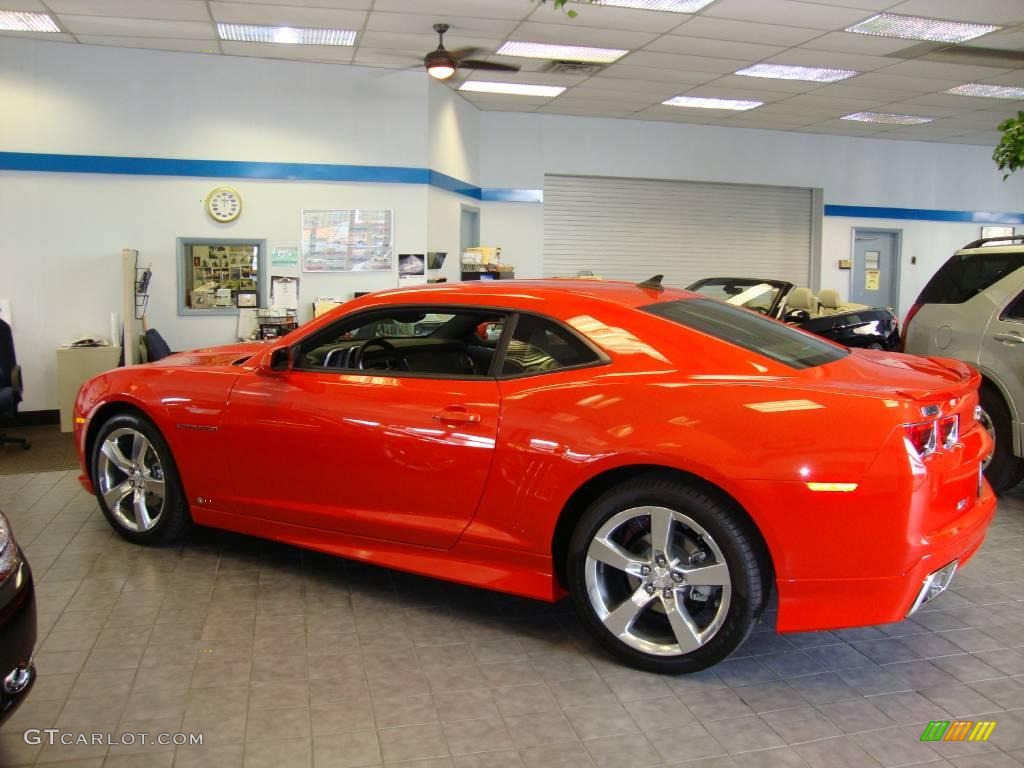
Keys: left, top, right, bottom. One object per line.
{"left": 295, "top": 308, "right": 507, "bottom": 377}
{"left": 501, "top": 314, "right": 601, "bottom": 376}
{"left": 1003, "top": 291, "right": 1024, "bottom": 322}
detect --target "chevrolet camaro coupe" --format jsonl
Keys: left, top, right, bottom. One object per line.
{"left": 74, "top": 279, "right": 995, "bottom": 673}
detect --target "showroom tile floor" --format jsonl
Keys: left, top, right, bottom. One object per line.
{"left": 2, "top": 470, "right": 1024, "bottom": 768}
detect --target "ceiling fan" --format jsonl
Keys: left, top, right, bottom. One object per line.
{"left": 423, "top": 23, "right": 521, "bottom": 80}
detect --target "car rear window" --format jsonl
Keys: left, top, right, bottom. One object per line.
{"left": 917, "top": 251, "right": 1024, "bottom": 305}
{"left": 644, "top": 298, "right": 848, "bottom": 369}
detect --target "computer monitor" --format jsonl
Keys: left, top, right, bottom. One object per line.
{"left": 427, "top": 252, "right": 447, "bottom": 270}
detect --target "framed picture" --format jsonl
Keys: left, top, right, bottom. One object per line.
{"left": 981, "top": 225, "right": 1015, "bottom": 244}
{"left": 302, "top": 209, "right": 393, "bottom": 273}
{"left": 237, "top": 291, "right": 257, "bottom": 308}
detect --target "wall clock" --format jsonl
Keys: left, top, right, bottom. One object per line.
{"left": 206, "top": 187, "right": 242, "bottom": 223}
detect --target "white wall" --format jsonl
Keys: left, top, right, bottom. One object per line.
{"left": 428, "top": 80, "right": 480, "bottom": 185}
{"left": 478, "top": 111, "right": 1024, "bottom": 314}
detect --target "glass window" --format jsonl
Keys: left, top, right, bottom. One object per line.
{"left": 688, "top": 278, "right": 785, "bottom": 316}
{"left": 1003, "top": 291, "right": 1024, "bottom": 322}
{"left": 178, "top": 238, "right": 266, "bottom": 315}
{"left": 296, "top": 308, "right": 507, "bottom": 377}
{"left": 501, "top": 315, "right": 601, "bottom": 376}
{"left": 644, "top": 298, "right": 847, "bottom": 370}
{"left": 917, "top": 251, "right": 1024, "bottom": 305}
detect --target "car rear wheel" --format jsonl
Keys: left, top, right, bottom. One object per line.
{"left": 92, "top": 412, "right": 190, "bottom": 544}
{"left": 567, "top": 477, "right": 765, "bottom": 673}
{"left": 979, "top": 385, "right": 1024, "bottom": 493}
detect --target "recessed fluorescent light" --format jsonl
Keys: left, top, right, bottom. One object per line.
{"left": 841, "top": 112, "right": 933, "bottom": 125}
{"left": 736, "top": 64, "right": 857, "bottom": 83}
{"left": 0, "top": 11, "right": 59, "bottom": 32}
{"left": 846, "top": 14, "right": 999, "bottom": 43}
{"left": 459, "top": 81, "right": 566, "bottom": 97}
{"left": 946, "top": 83, "right": 1024, "bottom": 99}
{"left": 663, "top": 95, "right": 762, "bottom": 110}
{"left": 217, "top": 23, "right": 356, "bottom": 46}
{"left": 594, "top": 0, "right": 717, "bottom": 12}
{"left": 496, "top": 41, "right": 628, "bottom": 64}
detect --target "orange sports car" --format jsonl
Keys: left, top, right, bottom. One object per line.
{"left": 74, "top": 279, "right": 995, "bottom": 673}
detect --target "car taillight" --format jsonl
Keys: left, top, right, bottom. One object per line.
{"left": 937, "top": 415, "right": 959, "bottom": 449}
{"left": 900, "top": 303, "right": 922, "bottom": 352}
{"left": 905, "top": 421, "right": 936, "bottom": 457}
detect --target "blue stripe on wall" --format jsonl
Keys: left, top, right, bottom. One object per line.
{"left": 0, "top": 152, "right": 1020, "bottom": 221}
{"left": 825, "top": 204, "right": 1024, "bottom": 225}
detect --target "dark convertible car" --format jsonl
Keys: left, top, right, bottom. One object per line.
{"left": 688, "top": 277, "right": 900, "bottom": 351}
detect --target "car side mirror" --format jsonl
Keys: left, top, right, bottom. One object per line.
{"left": 267, "top": 346, "right": 292, "bottom": 372}
{"left": 784, "top": 308, "right": 810, "bottom": 324}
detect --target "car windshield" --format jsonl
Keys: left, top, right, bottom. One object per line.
{"left": 644, "top": 298, "right": 848, "bottom": 370}
{"left": 688, "top": 279, "right": 782, "bottom": 314}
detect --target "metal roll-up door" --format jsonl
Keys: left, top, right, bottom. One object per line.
{"left": 543, "top": 174, "right": 814, "bottom": 288}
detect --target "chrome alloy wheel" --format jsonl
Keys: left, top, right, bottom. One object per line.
{"left": 97, "top": 427, "right": 166, "bottom": 532}
{"left": 584, "top": 506, "right": 731, "bottom": 657}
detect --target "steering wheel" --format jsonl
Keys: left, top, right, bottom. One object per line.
{"left": 354, "top": 338, "right": 398, "bottom": 370}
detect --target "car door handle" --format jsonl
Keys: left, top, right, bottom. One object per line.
{"left": 433, "top": 407, "right": 482, "bottom": 425}
{"left": 993, "top": 332, "right": 1024, "bottom": 345}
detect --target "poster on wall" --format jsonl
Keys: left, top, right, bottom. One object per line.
{"left": 272, "top": 247, "right": 298, "bottom": 267}
{"left": 302, "top": 209, "right": 393, "bottom": 273}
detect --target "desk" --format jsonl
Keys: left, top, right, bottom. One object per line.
{"left": 57, "top": 346, "right": 121, "bottom": 432}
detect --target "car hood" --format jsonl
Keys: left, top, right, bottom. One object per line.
{"left": 150, "top": 341, "right": 268, "bottom": 368}
{"left": 809, "top": 349, "right": 976, "bottom": 402}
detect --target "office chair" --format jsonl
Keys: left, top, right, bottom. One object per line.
{"left": 0, "top": 319, "right": 30, "bottom": 450}
{"left": 143, "top": 328, "right": 173, "bottom": 362}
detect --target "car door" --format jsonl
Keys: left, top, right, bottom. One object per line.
{"left": 980, "top": 288, "right": 1024, "bottom": 447}
{"left": 222, "top": 306, "right": 504, "bottom": 549}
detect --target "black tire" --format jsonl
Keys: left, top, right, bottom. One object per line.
{"left": 980, "top": 385, "right": 1024, "bottom": 494}
{"left": 91, "top": 411, "right": 191, "bottom": 544}
{"left": 567, "top": 476, "right": 765, "bottom": 674}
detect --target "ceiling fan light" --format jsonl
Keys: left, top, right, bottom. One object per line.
{"left": 428, "top": 64, "right": 456, "bottom": 80}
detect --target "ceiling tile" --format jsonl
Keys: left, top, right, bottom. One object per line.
{"left": 209, "top": 3, "right": 366, "bottom": 28}
{"left": 644, "top": 35, "right": 785, "bottom": 60}
{"left": 350, "top": 47, "right": 421, "bottom": 68}
{"left": 528, "top": 3, "right": 690, "bottom": 33}
{"left": 220, "top": 40, "right": 355, "bottom": 61}
{"left": 819, "top": 82, "right": 921, "bottom": 100}
{"left": 849, "top": 71, "right": 961, "bottom": 91}
{"left": 763, "top": 48, "right": 896, "bottom": 71}
{"left": 619, "top": 50, "right": 751, "bottom": 73}
{"left": 956, "top": 130, "right": 1006, "bottom": 143}
{"left": 633, "top": 106, "right": 721, "bottom": 122}
{"left": 792, "top": 0, "right": 895, "bottom": 8}
{"left": 876, "top": 100, "right": 972, "bottom": 117}
{"left": 681, "top": 84, "right": 790, "bottom": 102}
{"left": 75, "top": 35, "right": 220, "bottom": 52}
{"left": 208, "top": 0, "right": 370, "bottom": 7}
{"left": 57, "top": 16, "right": 216, "bottom": 38}
{"left": 0, "top": 0, "right": 46, "bottom": 8}
{"left": 672, "top": 16, "right": 826, "bottom": 46}
{"left": 751, "top": 102, "right": 851, "bottom": 118}
{"left": 371, "top": 0, "right": 530, "bottom": 20}
{"left": 980, "top": 71, "right": 1024, "bottom": 87}
{"left": 780, "top": 93, "right": 884, "bottom": 109}
{"left": 569, "top": 77, "right": 683, "bottom": 96}
{"left": 888, "top": 0, "right": 1024, "bottom": 25}
{"left": 510, "top": 20, "right": 658, "bottom": 49}
{"left": 902, "top": 92, "right": 993, "bottom": 108}
{"left": 462, "top": 69, "right": 587, "bottom": 86}
{"left": 365, "top": 12, "right": 518, "bottom": 37}
{"left": 595, "top": 63, "right": 720, "bottom": 85}
{"left": 0, "top": 30, "right": 75, "bottom": 41}
{"left": 357, "top": 30, "right": 500, "bottom": 52}
{"left": 876, "top": 60, "right": 1012, "bottom": 82}
{"left": 537, "top": 104, "right": 637, "bottom": 117}
{"left": 799, "top": 30, "right": 920, "bottom": 55}
{"left": 45, "top": 0, "right": 208, "bottom": 20}
{"left": 555, "top": 92, "right": 658, "bottom": 107}
{"left": 964, "top": 29, "right": 1024, "bottom": 51}
{"left": 703, "top": 0, "right": 875, "bottom": 30}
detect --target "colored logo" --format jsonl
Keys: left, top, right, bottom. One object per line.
{"left": 920, "top": 721, "right": 996, "bottom": 742}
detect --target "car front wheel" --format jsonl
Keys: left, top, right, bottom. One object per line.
{"left": 92, "top": 411, "right": 190, "bottom": 544}
{"left": 979, "top": 385, "right": 1024, "bottom": 493}
{"left": 567, "top": 477, "right": 765, "bottom": 673}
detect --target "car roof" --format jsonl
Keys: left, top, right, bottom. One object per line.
{"left": 955, "top": 245, "right": 1024, "bottom": 257}
{"left": 368, "top": 279, "right": 698, "bottom": 310}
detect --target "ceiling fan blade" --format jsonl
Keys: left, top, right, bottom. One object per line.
{"left": 459, "top": 60, "right": 521, "bottom": 72}
{"left": 449, "top": 47, "right": 485, "bottom": 60}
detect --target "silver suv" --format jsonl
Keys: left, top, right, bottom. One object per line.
{"left": 904, "top": 235, "right": 1024, "bottom": 492}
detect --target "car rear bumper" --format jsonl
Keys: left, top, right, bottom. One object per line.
{"left": 0, "top": 558, "right": 37, "bottom": 724}
{"left": 774, "top": 465, "right": 995, "bottom": 633}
